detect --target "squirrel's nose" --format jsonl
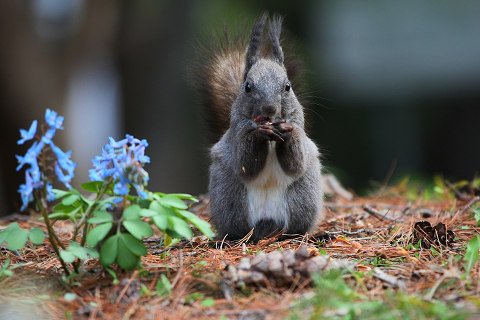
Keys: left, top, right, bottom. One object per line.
{"left": 261, "top": 105, "right": 277, "bottom": 116}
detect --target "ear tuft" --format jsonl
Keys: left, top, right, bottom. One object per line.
{"left": 269, "top": 14, "right": 284, "bottom": 65}
{"left": 243, "top": 12, "right": 268, "bottom": 81}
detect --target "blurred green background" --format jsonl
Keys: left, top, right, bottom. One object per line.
{"left": 1, "top": 0, "right": 479, "bottom": 214}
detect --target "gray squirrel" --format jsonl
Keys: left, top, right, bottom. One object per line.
{"left": 195, "top": 13, "right": 323, "bottom": 242}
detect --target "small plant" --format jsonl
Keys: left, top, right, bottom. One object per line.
{"left": 0, "top": 259, "right": 14, "bottom": 279}
{"left": 291, "top": 269, "right": 470, "bottom": 319}
{"left": 0, "top": 108, "right": 214, "bottom": 276}
{"left": 464, "top": 235, "right": 480, "bottom": 278}
{"left": 155, "top": 274, "right": 173, "bottom": 297}
{"left": 473, "top": 206, "right": 480, "bottom": 226}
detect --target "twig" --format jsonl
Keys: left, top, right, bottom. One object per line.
{"left": 171, "top": 253, "right": 184, "bottom": 288}
{"left": 219, "top": 234, "right": 228, "bottom": 250}
{"left": 115, "top": 270, "right": 138, "bottom": 304}
{"left": 326, "top": 228, "right": 386, "bottom": 236}
{"left": 424, "top": 268, "right": 461, "bottom": 300}
{"left": 362, "top": 205, "right": 397, "bottom": 221}
{"left": 373, "top": 268, "right": 405, "bottom": 289}
{"left": 450, "top": 196, "right": 480, "bottom": 224}
{"left": 424, "top": 274, "right": 446, "bottom": 301}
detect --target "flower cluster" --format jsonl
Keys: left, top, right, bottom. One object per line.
{"left": 89, "top": 134, "right": 150, "bottom": 198}
{"left": 16, "top": 109, "right": 76, "bottom": 210}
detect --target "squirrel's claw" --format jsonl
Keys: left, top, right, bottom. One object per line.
{"left": 256, "top": 125, "right": 285, "bottom": 142}
{"left": 272, "top": 121, "right": 293, "bottom": 142}
{"left": 256, "top": 125, "right": 275, "bottom": 141}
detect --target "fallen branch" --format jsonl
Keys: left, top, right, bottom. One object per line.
{"left": 373, "top": 268, "right": 405, "bottom": 290}
{"left": 326, "top": 228, "right": 386, "bottom": 236}
{"left": 362, "top": 205, "right": 397, "bottom": 221}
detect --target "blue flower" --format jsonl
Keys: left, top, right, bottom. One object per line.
{"left": 18, "top": 120, "right": 37, "bottom": 145}
{"left": 16, "top": 141, "right": 44, "bottom": 172}
{"left": 16, "top": 108, "right": 75, "bottom": 211}
{"left": 90, "top": 134, "right": 150, "bottom": 198}
{"left": 45, "top": 108, "right": 64, "bottom": 130}
{"left": 46, "top": 183, "right": 55, "bottom": 202}
{"left": 18, "top": 171, "right": 35, "bottom": 211}
{"left": 41, "top": 127, "right": 57, "bottom": 144}
{"left": 113, "top": 181, "right": 129, "bottom": 195}
{"left": 50, "top": 143, "right": 76, "bottom": 188}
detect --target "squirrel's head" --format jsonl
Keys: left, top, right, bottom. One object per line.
{"left": 234, "top": 13, "right": 302, "bottom": 124}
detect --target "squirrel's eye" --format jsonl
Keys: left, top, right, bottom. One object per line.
{"left": 285, "top": 82, "right": 291, "bottom": 92}
{"left": 245, "top": 82, "right": 252, "bottom": 93}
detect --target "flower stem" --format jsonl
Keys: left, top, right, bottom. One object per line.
{"left": 38, "top": 191, "right": 70, "bottom": 275}
{"left": 79, "top": 181, "right": 111, "bottom": 246}
{"left": 71, "top": 181, "right": 111, "bottom": 272}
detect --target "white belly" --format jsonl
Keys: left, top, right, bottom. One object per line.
{"left": 245, "top": 142, "right": 294, "bottom": 228}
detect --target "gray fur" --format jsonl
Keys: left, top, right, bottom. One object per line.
{"left": 209, "top": 14, "right": 323, "bottom": 241}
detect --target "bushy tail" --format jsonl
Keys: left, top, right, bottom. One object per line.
{"left": 191, "top": 13, "right": 305, "bottom": 142}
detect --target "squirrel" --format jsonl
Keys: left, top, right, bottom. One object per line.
{"left": 194, "top": 13, "right": 324, "bottom": 242}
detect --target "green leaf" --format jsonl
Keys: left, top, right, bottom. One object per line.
{"left": 3, "top": 223, "right": 29, "bottom": 251}
{"left": 155, "top": 274, "right": 172, "bottom": 297}
{"left": 52, "top": 202, "right": 78, "bottom": 214}
{"left": 120, "top": 233, "right": 147, "bottom": 256}
{"left": 28, "top": 228, "right": 45, "bottom": 245}
{"left": 97, "top": 197, "right": 117, "bottom": 209}
{"left": 53, "top": 189, "right": 70, "bottom": 200}
{"left": 0, "top": 228, "right": 8, "bottom": 244}
{"left": 123, "top": 220, "right": 152, "bottom": 240}
{"left": 176, "top": 210, "right": 215, "bottom": 239}
{"left": 60, "top": 250, "right": 76, "bottom": 263}
{"left": 123, "top": 205, "right": 141, "bottom": 220}
{"left": 81, "top": 181, "right": 104, "bottom": 193}
{"left": 67, "top": 242, "right": 98, "bottom": 260}
{"left": 49, "top": 206, "right": 82, "bottom": 222}
{"left": 473, "top": 207, "right": 480, "bottom": 226}
{"left": 1, "top": 269, "right": 13, "bottom": 277}
{"left": 88, "top": 211, "right": 113, "bottom": 224}
{"left": 139, "top": 209, "right": 158, "bottom": 217}
{"left": 105, "top": 267, "right": 119, "bottom": 285}
{"left": 100, "top": 235, "right": 119, "bottom": 267}
{"left": 152, "top": 214, "right": 168, "bottom": 230}
{"left": 138, "top": 199, "right": 151, "bottom": 209}
{"left": 150, "top": 201, "right": 176, "bottom": 215}
{"left": 168, "top": 193, "right": 198, "bottom": 202}
{"left": 201, "top": 298, "right": 215, "bottom": 307}
{"left": 80, "top": 196, "right": 94, "bottom": 207}
{"left": 464, "top": 235, "right": 480, "bottom": 275}
{"left": 69, "top": 188, "right": 81, "bottom": 196}
{"left": 158, "top": 195, "right": 188, "bottom": 209}
{"left": 85, "top": 247, "right": 99, "bottom": 259}
{"left": 168, "top": 216, "right": 193, "bottom": 239}
{"left": 62, "top": 194, "right": 80, "bottom": 206}
{"left": 0, "top": 259, "right": 13, "bottom": 278}
{"left": 48, "top": 211, "right": 71, "bottom": 220}
{"left": 1, "top": 259, "right": 10, "bottom": 270}
{"left": 117, "top": 236, "right": 140, "bottom": 270}
{"left": 86, "top": 223, "right": 113, "bottom": 247}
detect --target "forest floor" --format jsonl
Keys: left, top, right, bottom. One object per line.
{"left": 1, "top": 179, "right": 480, "bottom": 320}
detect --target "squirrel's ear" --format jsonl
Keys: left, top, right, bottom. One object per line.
{"left": 244, "top": 12, "right": 268, "bottom": 81}
{"left": 269, "top": 14, "right": 284, "bottom": 65}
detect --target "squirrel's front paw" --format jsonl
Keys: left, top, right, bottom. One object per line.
{"left": 273, "top": 121, "right": 294, "bottom": 141}
{"left": 255, "top": 124, "right": 283, "bottom": 142}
